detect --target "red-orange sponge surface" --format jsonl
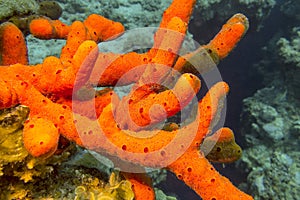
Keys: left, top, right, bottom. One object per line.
{"left": 23, "top": 117, "right": 59, "bottom": 157}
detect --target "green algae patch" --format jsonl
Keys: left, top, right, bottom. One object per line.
{"left": 0, "top": 105, "right": 29, "bottom": 169}
{"left": 74, "top": 171, "right": 135, "bottom": 200}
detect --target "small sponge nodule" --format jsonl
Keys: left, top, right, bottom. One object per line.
{"left": 23, "top": 117, "right": 59, "bottom": 157}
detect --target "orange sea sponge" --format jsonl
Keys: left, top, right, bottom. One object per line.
{"left": 160, "top": 0, "right": 196, "bottom": 28}
{"left": 174, "top": 13, "right": 249, "bottom": 74}
{"left": 122, "top": 172, "right": 155, "bottom": 200}
{"left": 0, "top": 22, "right": 28, "bottom": 65}
{"left": 0, "top": 78, "right": 18, "bottom": 109}
{"left": 29, "top": 17, "right": 69, "bottom": 39}
{"left": 206, "top": 13, "right": 249, "bottom": 60}
{"left": 83, "top": 14, "right": 125, "bottom": 42}
{"left": 167, "top": 82, "right": 253, "bottom": 200}
{"left": 115, "top": 73, "right": 201, "bottom": 130}
{"left": 92, "top": 13, "right": 249, "bottom": 88}
{"left": 91, "top": 52, "right": 148, "bottom": 86}
{"left": 91, "top": 16, "right": 188, "bottom": 87}
{"left": 29, "top": 14, "right": 124, "bottom": 42}
{"left": 0, "top": 0, "right": 253, "bottom": 199}
{"left": 23, "top": 117, "right": 59, "bottom": 157}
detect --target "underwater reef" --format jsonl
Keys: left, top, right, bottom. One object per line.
{"left": 2, "top": 0, "right": 299, "bottom": 199}
{"left": 238, "top": 0, "right": 300, "bottom": 199}
{"left": 0, "top": 0, "right": 252, "bottom": 199}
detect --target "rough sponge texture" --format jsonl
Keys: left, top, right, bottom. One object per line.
{"left": 23, "top": 117, "right": 60, "bottom": 157}
{"left": 0, "top": 0, "right": 252, "bottom": 199}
